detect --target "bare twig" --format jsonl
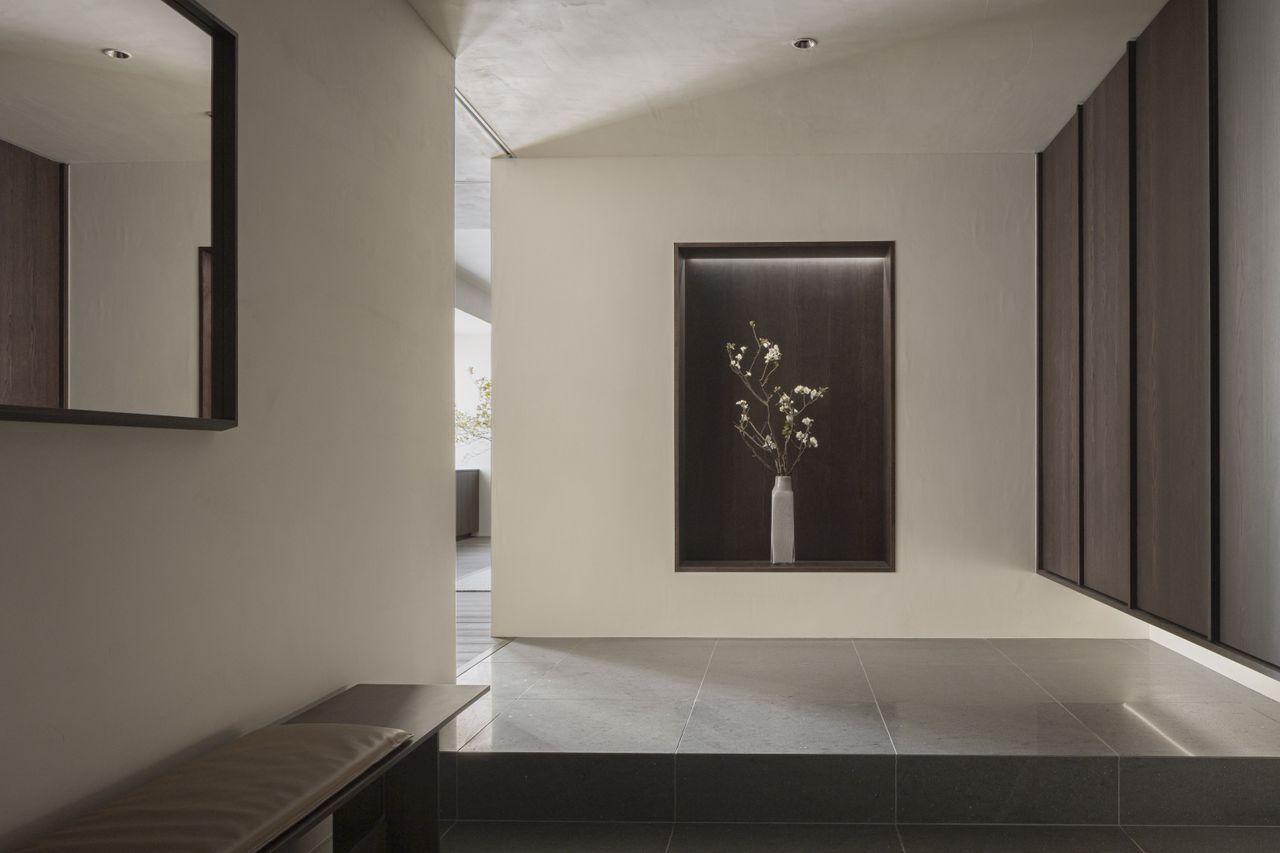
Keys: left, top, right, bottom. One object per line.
{"left": 724, "top": 323, "right": 828, "bottom": 477}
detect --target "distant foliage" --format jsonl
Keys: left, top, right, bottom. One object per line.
{"left": 455, "top": 368, "right": 491, "bottom": 446}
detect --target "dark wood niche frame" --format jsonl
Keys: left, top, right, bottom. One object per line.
{"left": 0, "top": 0, "right": 237, "bottom": 431}
{"left": 674, "top": 241, "right": 896, "bottom": 573}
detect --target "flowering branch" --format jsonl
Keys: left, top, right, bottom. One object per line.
{"left": 454, "top": 368, "right": 491, "bottom": 446}
{"left": 725, "top": 321, "right": 828, "bottom": 476}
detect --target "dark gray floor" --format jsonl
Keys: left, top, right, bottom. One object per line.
{"left": 440, "top": 821, "right": 1280, "bottom": 852}
{"left": 451, "top": 638, "right": 1280, "bottom": 756}
{"left": 456, "top": 537, "right": 502, "bottom": 673}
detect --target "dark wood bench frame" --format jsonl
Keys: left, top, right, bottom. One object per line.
{"left": 259, "top": 733, "right": 433, "bottom": 852}
{"left": 265, "top": 684, "right": 486, "bottom": 853}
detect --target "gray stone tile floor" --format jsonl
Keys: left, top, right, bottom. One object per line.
{"left": 449, "top": 637, "right": 1280, "bottom": 758}
{"left": 440, "top": 821, "right": 1280, "bottom": 852}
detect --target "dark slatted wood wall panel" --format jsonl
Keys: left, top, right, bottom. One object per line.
{"left": 1218, "top": 0, "right": 1280, "bottom": 666}
{"left": 1038, "top": 114, "right": 1082, "bottom": 584}
{"left": 1135, "top": 0, "right": 1213, "bottom": 636}
{"left": 0, "top": 137, "right": 63, "bottom": 407}
{"left": 1081, "top": 53, "right": 1134, "bottom": 605}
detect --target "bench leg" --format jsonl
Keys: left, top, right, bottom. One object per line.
{"left": 385, "top": 733, "right": 440, "bottom": 853}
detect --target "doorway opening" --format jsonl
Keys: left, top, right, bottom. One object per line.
{"left": 453, "top": 87, "right": 508, "bottom": 674}
{"left": 455, "top": 308, "right": 497, "bottom": 672}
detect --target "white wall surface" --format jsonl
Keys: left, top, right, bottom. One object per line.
{"left": 68, "top": 160, "right": 209, "bottom": 416}
{"left": 491, "top": 154, "right": 1145, "bottom": 639}
{"left": 0, "top": 0, "right": 455, "bottom": 845}
{"left": 456, "top": 311, "right": 492, "bottom": 536}
{"left": 455, "top": 229, "right": 491, "bottom": 321}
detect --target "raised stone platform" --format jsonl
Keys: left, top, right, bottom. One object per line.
{"left": 440, "top": 638, "right": 1280, "bottom": 828}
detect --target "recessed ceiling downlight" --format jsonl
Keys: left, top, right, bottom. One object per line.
{"left": 102, "top": 48, "right": 132, "bottom": 60}
{"left": 792, "top": 37, "right": 818, "bottom": 50}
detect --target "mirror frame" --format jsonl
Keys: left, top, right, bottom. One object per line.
{"left": 0, "top": 0, "right": 237, "bottom": 431}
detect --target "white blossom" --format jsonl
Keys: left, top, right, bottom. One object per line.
{"left": 725, "top": 323, "right": 829, "bottom": 476}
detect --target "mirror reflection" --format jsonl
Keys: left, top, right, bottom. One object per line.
{"left": 0, "top": 0, "right": 213, "bottom": 418}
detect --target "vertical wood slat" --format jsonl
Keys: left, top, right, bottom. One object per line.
{"left": 1135, "top": 0, "right": 1214, "bottom": 637}
{"left": 0, "top": 138, "right": 63, "bottom": 408}
{"left": 1038, "top": 114, "right": 1082, "bottom": 584}
{"left": 1218, "top": 0, "right": 1280, "bottom": 667}
{"left": 1081, "top": 51, "right": 1134, "bottom": 605}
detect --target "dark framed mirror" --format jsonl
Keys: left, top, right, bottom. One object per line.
{"left": 0, "top": 0, "right": 236, "bottom": 430}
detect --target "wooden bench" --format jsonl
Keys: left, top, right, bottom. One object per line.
{"left": 21, "top": 684, "right": 486, "bottom": 853}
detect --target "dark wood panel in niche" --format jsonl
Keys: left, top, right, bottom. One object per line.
{"left": 1218, "top": 0, "right": 1280, "bottom": 667}
{"left": 1038, "top": 113, "right": 1081, "bottom": 584}
{"left": 676, "top": 243, "right": 894, "bottom": 571}
{"left": 1081, "top": 51, "right": 1133, "bottom": 605}
{"left": 0, "top": 137, "right": 63, "bottom": 408}
{"left": 1135, "top": 0, "right": 1213, "bottom": 637}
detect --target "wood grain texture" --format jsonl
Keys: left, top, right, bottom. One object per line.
{"left": 1081, "top": 53, "right": 1133, "bottom": 604}
{"left": 1134, "top": 0, "right": 1213, "bottom": 636}
{"left": 676, "top": 243, "right": 894, "bottom": 569}
{"left": 1039, "top": 114, "right": 1082, "bottom": 584}
{"left": 1217, "top": 0, "right": 1280, "bottom": 666}
{"left": 208, "top": 13, "right": 237, "bottom": 423}
{"left": 0, "top": 137, "right": 63, "bottom": 407}
{"left": 199, "top": 246, "right": 213, "bottom": 418}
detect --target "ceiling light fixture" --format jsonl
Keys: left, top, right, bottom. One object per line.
{"left": 102, "top": 48, "right": 132, "bottom": 60}
{"left": 792, "top": 37, "right": 819, "bottom": 50}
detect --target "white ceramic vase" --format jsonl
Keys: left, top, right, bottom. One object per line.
{"left": 771, "top": 475, "right": 795, "bottom": 564}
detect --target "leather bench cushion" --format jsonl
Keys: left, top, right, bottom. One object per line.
{"left": 22, "top": 723, "right": 412, "bottom": 853}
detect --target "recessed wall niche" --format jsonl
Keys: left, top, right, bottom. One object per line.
{"left": 675, "top": 242, "right": 896, "bottom": 572}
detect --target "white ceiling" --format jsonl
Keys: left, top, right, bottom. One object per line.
{"left": 416, "top": 0, "right": 1164, "bottom": 157}
{"left": 0, "top": 0, "right": 211, "bottom": 163}
{"left": 455, "top": 95, "right": 502, "bottom": 229}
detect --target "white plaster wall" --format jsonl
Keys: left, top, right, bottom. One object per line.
{"left": 455, "top": 229, "right": 491, "bottom": 321}
{"left": 491, "top": 154, "right": 1145, "bottom": 639}
{"left": 0, "top": 0, "right": 456, "bottom": 845}
{"left": 456, "top": 320, "right": 492, "bottom": 536}
{"left": 67, "top": 160, "right": 209, "bottom": 417}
